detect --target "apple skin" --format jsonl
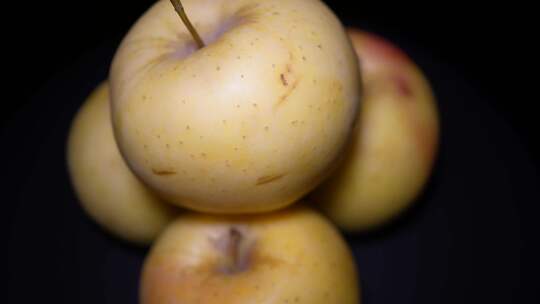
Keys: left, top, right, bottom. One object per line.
{"left": 312, "top": 29, "right": 440, "bottom": 231}
{"left": 67, "top": 82, "right": 178, "bottom": 245}
{"left": 140, "top": 206, "right": 360, "bottom": 304}
{"left": 109, "top": 0, "right": 361, "bottom": 213}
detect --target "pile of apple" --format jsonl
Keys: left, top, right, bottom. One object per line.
{"left": 66, "top": 0, "right": 439, "bottom": 303}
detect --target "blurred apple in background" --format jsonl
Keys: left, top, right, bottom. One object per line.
{"left": 312, "top": 29, "right": 439, "bottom": 232}
{"left": 67, "top": 82, "right": 178, "bottom": 245}
{"left": 109, "top": 0, "right": 361, "bottom": 214}
{"left": 140, "top": 206, "right": 360, "bottom": 304}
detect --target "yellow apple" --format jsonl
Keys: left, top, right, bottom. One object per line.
{"left": 140, "top": 206, "right": 360, "bottom": 304}
{"left": 109, "top": 0, "right": 361, "bottom": 213}
{"left": 312, "top": 29, "right": 440, "bottom": 231}
{"left": 67, "top": 82, "right": 178, "bottom": 245}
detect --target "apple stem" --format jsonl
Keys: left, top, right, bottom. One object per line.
{"left": 169, "top": 0, "right": 205, "bottom": 49}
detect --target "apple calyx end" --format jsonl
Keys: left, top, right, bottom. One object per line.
{"left": 215, "top": 226, "right": 254, "bottom": 275}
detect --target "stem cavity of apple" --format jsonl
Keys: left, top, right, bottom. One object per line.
{"left": 169, "top": 0, "right": 206, "bottom": 49}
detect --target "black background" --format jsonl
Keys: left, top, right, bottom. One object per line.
{"left": 4, "top": 0, "right": 539, "bottom": 303}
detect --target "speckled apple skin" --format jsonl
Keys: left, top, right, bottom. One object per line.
{"left": 67, "top": 82, "right": 178, "bottom": 245}
{"left": 109, "top": 0, "right": 361, "bottom": 213}
{"left": 140, "top": 206, "right": 360, "bottom": 304}
{"left": 313, "top": 29, "right": 440, "bottom": 231}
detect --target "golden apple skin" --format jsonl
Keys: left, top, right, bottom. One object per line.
{"left": 140, "top": 206, "right": 360, "bottom": 304}
{"left": 67, "top": 82, "right": 178, "bottom": 245}
{"left": 110, "top": 0, "right": 361, "bottom": 213}
{"left": 312, "top": 29, "right": 440, "bottom": 231}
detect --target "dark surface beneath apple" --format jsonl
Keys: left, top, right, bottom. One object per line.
{"left": 4, "top": 32, "right": 540, "bottom": 304}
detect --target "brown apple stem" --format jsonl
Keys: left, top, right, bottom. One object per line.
{"left": 169, "top": 0, "right": 205, "bottom": 49}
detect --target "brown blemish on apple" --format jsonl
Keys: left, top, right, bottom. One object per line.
{"left": 276, "top": 65, "right": 301, "bottom": 107}
{"left": 279, "top": 62, "right": 292, "bottom": 87}
{"left": 280, "top": 73, "right": 288, "bottom": 86}
{"left": 152, "top": 168, "right": 177, "bottom": 176}
{"left": 393, "top": 74, "right": 413, "bottom": 97}
{"left": 256, "top": 174, "right": 285, "bottom": 185}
